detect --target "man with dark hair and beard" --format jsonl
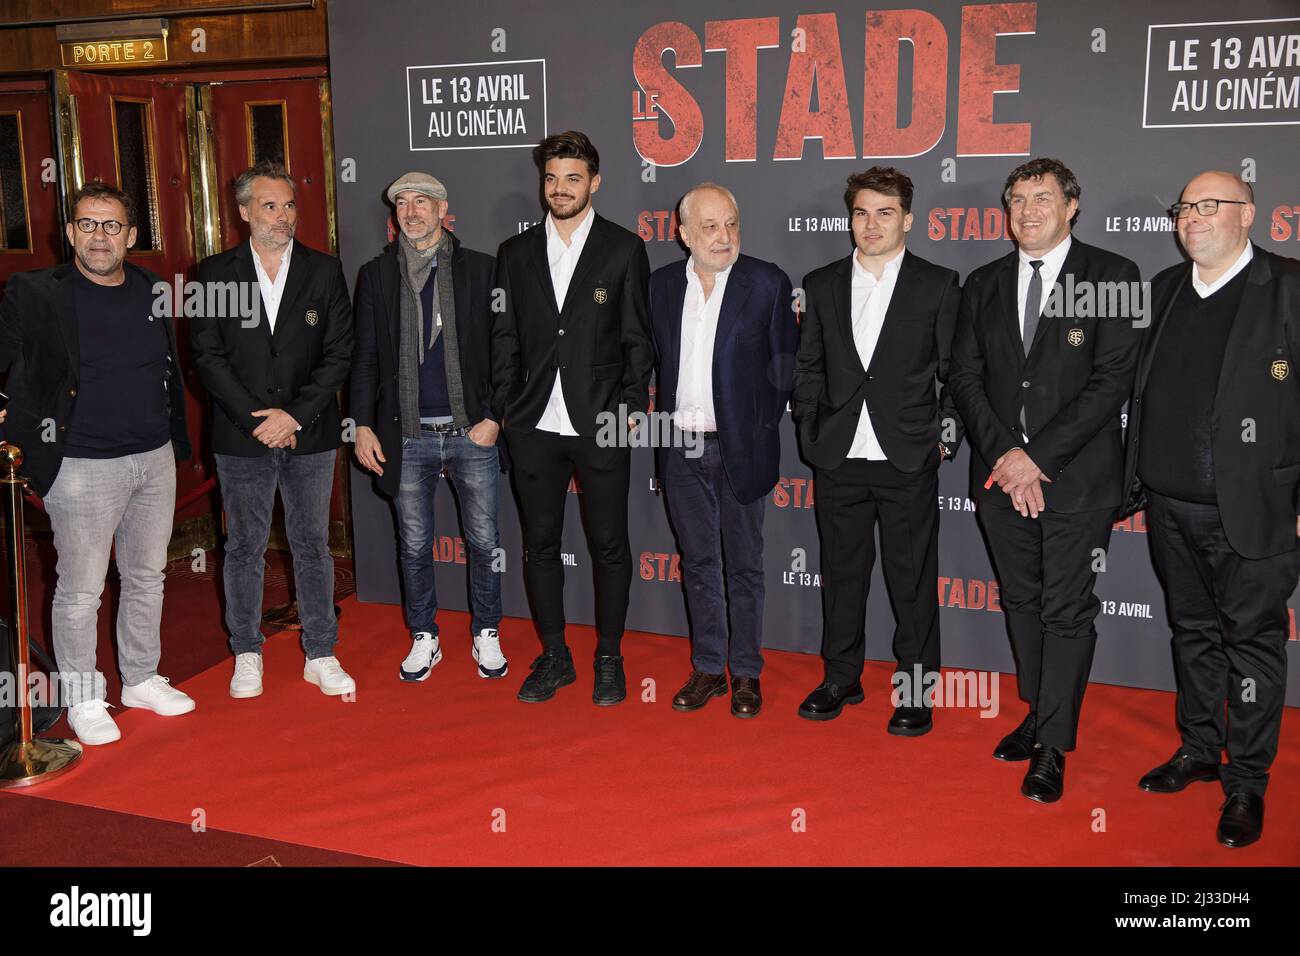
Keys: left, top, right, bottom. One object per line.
{"left": 490, "top": 131, "right": 653, "bottom": 706}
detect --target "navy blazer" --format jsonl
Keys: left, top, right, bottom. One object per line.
{"left": 648, "top": 253, "right": 796, "bottom": 504}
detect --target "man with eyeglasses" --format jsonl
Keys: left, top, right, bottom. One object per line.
{"left": 0, "top": 182, "right": 194, "bottom": 745}
{"left": 1122, "top": 171, "right": 1300, "bottom": 848}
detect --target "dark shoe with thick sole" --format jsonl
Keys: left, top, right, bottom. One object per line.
{"left": 797, "top": 681, "right": 865, "bottom": 721}
{"left": 1216, "top": 793, "right": 1264, "bottom": 848}
{"left": 593, "top": 655, "right": 627, "bottom": 706}
{"left": 672, "top": 670, "right": 728, "bottom": 712}
{"left": 1020, "top": 745, "right": 1066, "bottom": 803}
{"left": 1139, "top": 752, "right": 1221, "bottom": 793}
{"left": 993, "top": 711, "right": 1037, "bottom": 761}
{"left": 730, "top": 677, "right": 762, "bottom": 719}
{"left": 516, "top": 647, "right": 576, "bottom": 703}
{"left": 888, "top": 705, "right": 933, "bottom": 737}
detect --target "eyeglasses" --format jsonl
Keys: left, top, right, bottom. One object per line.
{"left": 1168, "top": 199, "right": 1248, "bottom": 220}
{"left": 74, "top": 217, "right": 126, "bottom": 236}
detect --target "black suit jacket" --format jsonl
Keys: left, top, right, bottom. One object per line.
{"left": 191, "top": 240, "right": 353, "bottom": 457}
{"left": 1123, "top": 245, "right": 1300, "bottom": 558}
{"left": 792, "top": 249, "right": 964, "bottom": 472}
{"left": 649, "top": 253, "right": 796, "bottom": 504}
{"left": 948, "top": 237, "right": 1141, "bottom": 513}
{"left": 350, "top": 232, "right": 500, "bottom": 498}
{"left": 490, "top": 213, "right": 653, "bottom": 435}
{"left": 0, "top": 262, "right": 190, "bottom": 497}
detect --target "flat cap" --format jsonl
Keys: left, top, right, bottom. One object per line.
{"left": 387, "top": 171, "right": 447, "bottom": 203}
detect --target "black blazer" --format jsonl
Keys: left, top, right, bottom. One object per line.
{"left": 648, "top": 253, "right": 796, "bottom": 504}
{"left": 350, "top": 232, "right": 500, "bottom": 498}
{"left": 191, "top": 240, "right": 353, "bottom": 457}
{"left": 0, "top": 262, "right": 190, "bottom": 497}
{"left": 490, "top": 213, "right": 653, "bottom": 435}
{"left": 1123, "top": 245, "right": 1300, "bottom": 558}
{"left": 792, "top": 249, "right": 964, "bottom": 472}
{"left": 948, "top": 237, "right": 1141, "bottom": 513}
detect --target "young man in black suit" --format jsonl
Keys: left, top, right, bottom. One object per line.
{"left": 792, "top": 167, "right": 963, "bottom": 735}
{"left": 1124, "top": 171, "right": 1300, "bottom": 848}
{"left": 948, "top": 158, "right": 1141, "bottom": 803}
{"left": 490, "top": 131, "right": 653, "bottom": 706}
{"left": 191, "top": 161, "right": 354, "bottom": 701}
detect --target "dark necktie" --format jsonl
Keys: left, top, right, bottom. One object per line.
{"left": 1022, "top": 259, "right": 1044, "bottom": 356}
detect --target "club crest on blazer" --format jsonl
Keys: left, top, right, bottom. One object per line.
{"left": 1067, "top": 327, "right": 1084, "bottom": 347}
{"left": 593, "top": 287, "right": 608, "bottom": 304}
{"left": 306, "top": 309, "right": 319, "bottom": 326}
{"left": 1271, "top": 359, "right": 1289, "bottom": 381}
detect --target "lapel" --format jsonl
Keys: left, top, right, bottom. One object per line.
{"left": 527, "top": 222, "right": 560, "bottom": 319}
{"left": 232, "top": 242, "right": 272, "bottom": 343}
{"left": 995, "top": 251, "right": 1022, "bottom": 363}
{"left": 864, "top": 250, "right": 913, "bottom": 376}
{"left": 711, "top": 257, "right": 753, "bottom": 364}
{"left": 561, "top": 212, "right": 605, "bottom": 318}
{"left": 662, "top": 263, "right": 688, "bottom": 393}
{"left": 271, "top": 241, "right": 312, "bottom": 345}
{"left": 1026, "top": 238, "right": 1084, "bottom": 358}
{"left": 1136, "top": 263, "right": 1191, "bottom": 389}
{"left": 379, "top": 248, "right": 401, "bottom": 364}
{"left": 1215, "top": 245, "right": 1273, "bottom": 412}
{"left": 830, "top": 254, "right": 857, "bottom": 371}
{"left": 52, "top": 263, "right": 80, "bottom": 371}
{"left": 451, "top": 242, "right": 469, "bottom": 338}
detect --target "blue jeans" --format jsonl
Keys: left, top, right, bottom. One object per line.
{"left": 215, "top": 448, "right": 338, "bottom": 659}
{"left": 395, "top": 431, "right": 502, "bottom": 636}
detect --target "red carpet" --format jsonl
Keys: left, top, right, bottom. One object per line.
{"left": 7, "top": 596, "right": 1298, "bottom": 866}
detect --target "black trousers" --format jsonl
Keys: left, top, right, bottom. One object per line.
{"left": 662, "top": 438, "right": 766, "bottom": 679}
{"left": 977, "top": 501, "right": 1116, "bottom": 751}
{"left": 1146, "top": 492, "right": 1299, "bottom": 796}
{"left": 507, "top": 428, "right": 631, "bottom": 656}
{"left": 815, "top": 452, "right": 940, "bottom": 688}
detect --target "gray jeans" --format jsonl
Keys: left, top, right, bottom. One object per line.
{"left": 42, "top": 443, "right": 176, "bottom": 706}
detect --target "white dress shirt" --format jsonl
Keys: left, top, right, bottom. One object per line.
{"left": 847, "top": 247, "right": 905, "bottom": 460}
{"left": 1015, "top": 234, "right": 1071, "bottom": 336}
{"left": 251, "top": 239, "right": 293, "bottom": 334}
{"left": 536, "top": 206, "right": 595, "bottom": 436}
{"left": 673, "top": 256, "right": 732, "bottom": 433}
{"left": 1192, "top": 242, "right": 1252, "bottom": 298}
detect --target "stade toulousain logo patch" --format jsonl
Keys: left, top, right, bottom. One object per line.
{"left": 305, "top": 309, "right": 320, "bottom": 326}
{"left": 593, "top": 288, "right": 608, "bottom": 304}
{"left": 1067, "top": 328, "right": 1085, "bottom": 347}
{"left": 1271, "top": 359, "right": 1289, "bottom": 381}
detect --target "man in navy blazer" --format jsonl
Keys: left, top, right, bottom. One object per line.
{"left": 648, "top": 183, "right": 795, "bottom": 718}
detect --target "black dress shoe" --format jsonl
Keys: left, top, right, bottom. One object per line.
{"left": 797, "top": 680, "right": 864, "bottom": 721}
{"left": 672, "top": 670, "right": 728, "bottom": 711}
{"left": 1139, "top": 752, "right": 1221, "bottom": 793}
{"left": 1020, "top": 745, "right": 1066, "bottom": 803}
{"left": 593, "top": 655, "right": 627, "bottom": 706}
{"left": 1217, "top": 792, "right": 1264, "bottom": 848}
{"left": 730, "top": 677, "right": 762, "bottom": 718}
{"left": 888, "top": 706, "right": 933, "bottom": 737}
{"left": 993, "top": 711, "right": 1037, "bottom": 761}
{"left": 517, "top": 647, "right": 577, "bottom": 703}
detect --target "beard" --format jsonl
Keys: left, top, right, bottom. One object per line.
{"left": 547, "top": 191, "right": 589, "bottom": 220}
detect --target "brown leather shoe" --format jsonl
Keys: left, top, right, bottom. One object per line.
{"left": 672, "top": 670, "right": 728, "bottom": 711}
{"left": 731, "top": 676, "right": 762, "bottom": 718}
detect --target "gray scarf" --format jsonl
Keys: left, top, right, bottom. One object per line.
{"left": 397, "top": 231, "right": 468, "bottom": 438}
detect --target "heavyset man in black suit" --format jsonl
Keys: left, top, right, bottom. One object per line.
{"left": 792, "top": 167, "right": 963, "bottom": 733}
{"left": 948, "top": 158, "right": 1141, "bottom": 802}
{"left": 490, "top": 131, "right": 654, "bottom": 706}
{"left": 1124, "top": 171, "right": 1300, "bottom": 848}
{"left": 191, "top": 161, "right": 355, "bottom": 700}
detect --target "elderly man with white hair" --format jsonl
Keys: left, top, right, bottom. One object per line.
{"left": 648, "top": 182, "right": 796, "bottom": 718}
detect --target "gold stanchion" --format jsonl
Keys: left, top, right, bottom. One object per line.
{"left": 0, "top": 442, "right": 82, "bottom": 787}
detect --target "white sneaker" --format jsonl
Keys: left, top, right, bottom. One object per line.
{"left": 400, "top": 632, "right": 442, "bottom": 682}
{"left": 67, "top": 699, "right": 121, "bottom": 746}
{"left": 304, "top": 655, "right": 356, "bottom": 696}
{"left": 121, "top": 675, "right": 196, "bottom": 716}
{"left": 472, "top": 628, "right": 509, "bottom": 679}
{"left": 230, "top": 652, "right": 264, "bottom": 699}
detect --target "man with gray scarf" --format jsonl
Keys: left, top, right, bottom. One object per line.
{"left": 351, "top": 172, "right": 507, "bottom": 681}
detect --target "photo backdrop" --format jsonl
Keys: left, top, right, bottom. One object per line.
{"left": 327, "top": 0, "right": 1300, "bottom": 703}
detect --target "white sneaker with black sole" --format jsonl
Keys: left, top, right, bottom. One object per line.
{"left": 472, "top": 628, "right": 508, "bottom": 679}
{"left": 400, "top": 632, "right": 442, "bottom": 682}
